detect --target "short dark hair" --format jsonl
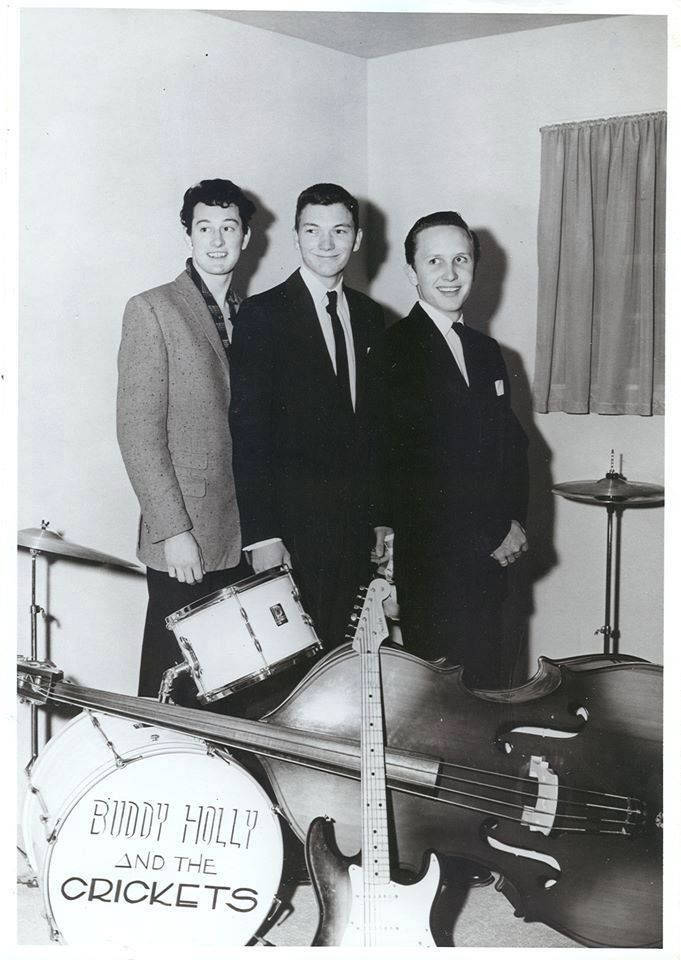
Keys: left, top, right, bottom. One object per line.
{"left": 295, "top": 183, "right": 360, "bottom": 232}
{"left": 180, "top": 179, "right": 256, "bottom": 234}
{"left": 404, "top": 211, "right": 480, "bottom": 267}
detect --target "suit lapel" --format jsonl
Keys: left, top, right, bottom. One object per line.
{"left": 173, "top": 270, "right": 230, "bottom": 374}
{"left": 283, "top": 271, "right": 338, "bottom": 383}
{"left": 345, "top": 286, "right": 369, "bottom": 415}
{"left": 408, "top": 303, "right": 472, "bottom": 403}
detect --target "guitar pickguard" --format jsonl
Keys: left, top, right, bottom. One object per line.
{"left": 339, "top": 857, "right": 441, "bottom": 947}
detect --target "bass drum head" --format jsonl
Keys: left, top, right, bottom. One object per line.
{"left": 40, "top": 736, "right": 282, "bottom": 946}
{"left": 22, "top": 711, "right": 209, "bottom": 877}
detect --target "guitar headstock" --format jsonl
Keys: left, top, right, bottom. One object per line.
{"left": 350, "top": 577, "right": 394, "bottom": 655}
{"left": 17, "top": 656, "right": 63, "bottom": 704}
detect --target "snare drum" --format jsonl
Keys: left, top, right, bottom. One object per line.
{"left": 166, "top": 566, "right": 322, "bottom": 703}
{"left": 22, "top": 711, "right": 283, "bottom": 946}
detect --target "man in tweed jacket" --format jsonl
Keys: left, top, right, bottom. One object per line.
{"left": 117, "top": 179, "right": 254, "bottom": 697}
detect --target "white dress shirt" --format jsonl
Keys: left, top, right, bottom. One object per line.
{"left": 300, "top": 265, "right": 357, "bottom": 410}
{"left": 418, "top": 299, "right": 470, "bottom": 387}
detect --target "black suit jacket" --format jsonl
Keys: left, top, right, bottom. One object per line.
{"left": 375, "top": 303, "right": 528, "bottom": 575}
{"left": 229, "top": 270, "right": 385, "bottom": 642}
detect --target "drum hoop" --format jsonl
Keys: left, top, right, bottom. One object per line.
{"left": 24, "top": 715, "right": 211, "bottom": 864}
{"left": 165, "top": 565, "right": 292, "bottom": 628}
{"left": 197, "top": 640, "right": 323, "bottom": 703}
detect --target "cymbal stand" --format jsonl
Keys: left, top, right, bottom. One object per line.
{"left": 27, "top": 522, "right": 48, "bottom": 767}
{"left": 596, "top": 497, "right": 622, "bottom": 656}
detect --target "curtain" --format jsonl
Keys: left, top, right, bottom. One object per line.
{"left": 533, "top": 112, "right": 665, "bottom": 415}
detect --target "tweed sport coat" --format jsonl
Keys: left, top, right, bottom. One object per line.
{"left": 116, "top": 270, "right": 241, "bottom": 572}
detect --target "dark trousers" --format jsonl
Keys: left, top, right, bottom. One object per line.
{"left": 398, "top": 552, "right": 515, "bottom": 690}
{"left": 138, "top": 560, "right": 251, "bottom": 698}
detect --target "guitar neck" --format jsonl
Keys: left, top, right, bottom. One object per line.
{"left": 354, "top": 580, "right": 393, "bottom": 893}
{"left": 360, "top": 639, "right": 391, "bottom": 886}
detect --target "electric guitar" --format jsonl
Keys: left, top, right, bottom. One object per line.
{"left": 305, "top": 578, "right": 441, "bottom": 946}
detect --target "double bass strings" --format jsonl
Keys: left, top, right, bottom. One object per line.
{"left": 32, "top": 676, "right": 647, "bottom": 839}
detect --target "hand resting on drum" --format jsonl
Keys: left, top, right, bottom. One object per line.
{"left": 249, "top": 539, "right": 292, "bottom": 574}
{"left": 163, "top": 530, "right": 204, "bottom": 583}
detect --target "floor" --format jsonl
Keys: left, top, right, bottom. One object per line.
{"left": 16, "top": 839, "right": 575, "bottom": 950}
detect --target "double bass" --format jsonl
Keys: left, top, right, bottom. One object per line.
{"left": 18, "top": 615, "right": 662, "bottom": 948}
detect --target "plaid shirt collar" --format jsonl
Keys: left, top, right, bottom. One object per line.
{"left": 186, "top": 257, "right": 240, "bottom": 355}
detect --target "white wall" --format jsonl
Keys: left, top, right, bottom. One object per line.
{"left": 17, "top": 9, "right": 367, "bottom": 776}
{"left": 367, "top": 15, "right": 666, "bottom": 671}
{"left": 17, "top": 10, "right": 667, "bottom": 773}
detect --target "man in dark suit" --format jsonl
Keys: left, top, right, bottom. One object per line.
{"left": 376, "top": 211, "right": 529, "bottom": 691}
{"left": 230, "top": 183, "right": 391, "bottom": 650}
{"left": 117, "top": 179, "right": 254, "bottom": 698}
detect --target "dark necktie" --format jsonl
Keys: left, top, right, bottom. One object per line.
{"left": 326, "top": 290, "right": 352, "bottom": 409}
{"left": 450, "top": 321, "right": 470, "bottom": 386}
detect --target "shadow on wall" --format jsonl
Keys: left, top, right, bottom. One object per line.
{"left": 466, "top": 229, "right": 558, "bottom": 684}
{"left": 234, "top": 191, "right": 276, "bottom": 298}
{"left": 346, "top": 198, "right": 402, "bottom": 328}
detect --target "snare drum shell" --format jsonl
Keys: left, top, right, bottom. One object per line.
{"left": 166, "top": 568, "right": 321, "bottom": 703}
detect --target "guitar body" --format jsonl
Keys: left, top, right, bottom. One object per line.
{"left": 306, "top": 816, "right": 442, "bottom": 947}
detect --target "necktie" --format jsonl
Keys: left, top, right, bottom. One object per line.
{"left": 326, "top": 290, "right": 352, "bottom": 409}
{"left": 449, "top": 321, "right": 470, "bottom": 387}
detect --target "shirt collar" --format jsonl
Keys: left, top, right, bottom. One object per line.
{"left": 299, "top": 264, "right": 344, "bottom": 308}
{"left": 418, "top": 299, "right": 464, "bottom": 336}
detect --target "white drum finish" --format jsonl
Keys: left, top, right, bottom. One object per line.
{"left": 22, "top": 712, "right": 283, "bottom": 946}
{"left": 166, "top": 567, "right": 322, "bottom": 702}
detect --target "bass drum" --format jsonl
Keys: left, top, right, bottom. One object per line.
{"left": 22, "top": 711, "right": 283, "bottom": 947}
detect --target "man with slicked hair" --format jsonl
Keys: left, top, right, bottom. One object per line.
{"left": 117, "top": 178, "right": 254, "bottom": 698}
{"left": 230, "top": 183, "right": 391, "bottom": 651}
{"left": 376, "top": 211, "right": 529, "bottom": 690}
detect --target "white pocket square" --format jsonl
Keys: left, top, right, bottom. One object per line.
{"left": 495, "top": 379, "right": 504, "bottom": 396}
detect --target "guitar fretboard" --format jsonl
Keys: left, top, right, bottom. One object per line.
{"left": 355, "top": 581, "right": 392, "bottom": 905}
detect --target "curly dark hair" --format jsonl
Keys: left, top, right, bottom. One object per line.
{"left": 180, "top": 179, "right": 256, "bottom": 234}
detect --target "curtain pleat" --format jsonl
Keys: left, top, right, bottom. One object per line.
{"left": 533, "top": 112, "right": 665, "bottom": 415}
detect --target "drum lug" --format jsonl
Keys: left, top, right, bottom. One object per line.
{"left": 177, "top": 638, "right": 202, "bottom": 678}
{"left": 86, "top": 710, "right": 141, "bottom": 768}
{"left": 271, "top": 803, "right": 293, "bottom": 827}
{"left": 205, "top": 743, "right": 233, "bottom": 763}
{"left": 250, "top": 933, "right": 275, "bottom": 946}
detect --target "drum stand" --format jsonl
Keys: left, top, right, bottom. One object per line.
{"left": 27, "top": 544, "right": 45, "bottom": 767}
{"left": 553, "top": 453, "right": 664, "bottom": 656}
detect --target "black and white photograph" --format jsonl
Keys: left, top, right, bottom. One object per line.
{"left": 3, "top": 1, "right": 677, "bottom": 956}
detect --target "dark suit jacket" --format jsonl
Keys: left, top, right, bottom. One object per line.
{"left": 375, "top": 303, "right": 528, "bottom": 583}
{"left": 229, "top": 269, "right": 385, "bottom": 643}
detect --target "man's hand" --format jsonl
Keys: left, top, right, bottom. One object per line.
{"left": 249, "top": 540, "right": 292, "bottom": 574}
{"left": 164, "top": 531, "right": 204, "bottom": 583}
{"left": 371, "top": 526, "right": 394, "bottom": 565}
{"left": 491, "top": 520, "right": 528, "bottom": 567}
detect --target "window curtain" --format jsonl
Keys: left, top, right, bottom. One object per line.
{"left": 533, "top": 112, "right": 665, "bottom": 415}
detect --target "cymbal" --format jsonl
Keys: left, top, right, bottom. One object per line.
{"left": 18, "top": 527, "right": 143, "bottom": 572}
{"left": 552, "top": 472, "right": 664, "bottom": 505}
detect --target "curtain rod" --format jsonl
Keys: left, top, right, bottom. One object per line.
{"left": 540, "top": 110, "right": 666, "bottom": 133}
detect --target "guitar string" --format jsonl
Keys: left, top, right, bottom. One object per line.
{"left": 25, "top": 679, "right": 645, "bottom": 833}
